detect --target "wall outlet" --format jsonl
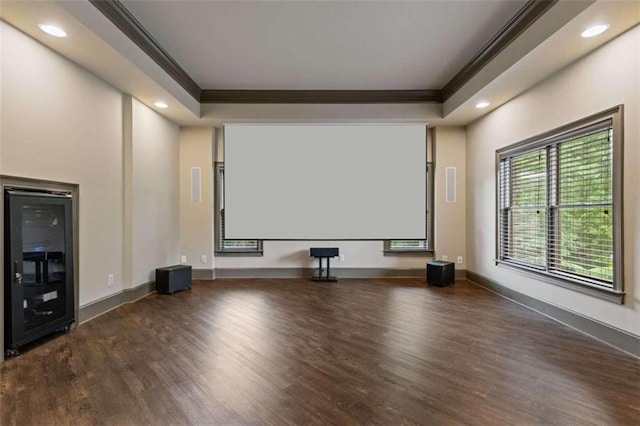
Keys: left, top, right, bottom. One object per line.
{"left": 200, "top": 255, "right": 207, "bottom": 264}
{"left": 339, "top": 254, "right": 345, "bottom": 262}
{"left": 442, "top": 255, "right": 448, "bottom": 261}
{"left": 181, "top": 255, "right": 187, "bottom": 263}
{"left": 107, "top": 274, "right": 114, "bottom": 287}
{"left": 457, "top": 256, "right": 463, "bottom": 264}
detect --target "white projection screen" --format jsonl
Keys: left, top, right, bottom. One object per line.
{"left": 224, "top": 124, "right": 426, "bottom": 240}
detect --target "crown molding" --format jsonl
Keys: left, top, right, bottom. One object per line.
{"left": 89, "top": 0, "right": 201, "bottom": 101}
{"left": 90, "top": 0, "right": 557, "bottom": 106}
{"left": 442, "top": 0, "right": 558, "bottom": 101}
{"left": 200, "top": 90, "right": 443, "bottom": 104}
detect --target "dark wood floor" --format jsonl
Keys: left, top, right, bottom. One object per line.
{"left": 1, "top": 278, "right": 639, "bottom": 425}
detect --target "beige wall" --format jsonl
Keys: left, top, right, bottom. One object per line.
{"left": 433, "top": 127, "right": 467, "bottom": 269}
{"left": 217, "top": 241, "right": 429, "bottom": 270}
{"left": 131, "top": 99, "right": 181, "bottom": 284}
{"left": 178, "top": 125, "right": 468, "bottom": 272}
{"left": 1, "top": 21, "right": 124, "bottom": 305}
{"left": 1, "top": 21, "right": 181, "bottom": 305}
{"left": 466, "top": 26, "right": 640, "bottom": 335}
{"left": 179, "top": 127, "right": 215, "bottom": 269}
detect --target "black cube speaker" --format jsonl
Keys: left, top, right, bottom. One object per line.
{"left": 427, "top": 261, "right": 455, "bottom": 287}
{"left": 156, "top": 265, "right": 192, "bottom": 294}
{"left": 309, "top": 247, "right": 339, "bottom": 257}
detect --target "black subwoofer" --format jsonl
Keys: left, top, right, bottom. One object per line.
{"left": 156, "top": 265, "right": 192, "bottom": 294}
{"left": 426, "top": 261, "right": 455, "bottom": 287}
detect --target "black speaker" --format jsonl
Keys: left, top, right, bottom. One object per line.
{"left": 426, "top": 261, "right": 455, "bottom": 287}
{"left": 156, "top": 265, "right": 192, "bottom": 294}
{"left": 309, "top": 247, "right": 339, "bottom": 257}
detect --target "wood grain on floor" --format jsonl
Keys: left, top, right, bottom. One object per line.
{"left": 1, "top": 278, "right": 638, "bottom": 425}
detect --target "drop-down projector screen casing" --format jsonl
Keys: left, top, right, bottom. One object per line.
{"left": 224, "top": 124, "right": 426, "bottom": 240}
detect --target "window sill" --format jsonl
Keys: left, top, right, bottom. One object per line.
{"left": 215, "top": 250, "right": 264, "bottom": 257}
{"left": 384, "top": 249, "right": 434, "bottom": 257}
{"left": 496, "top": 260, "right": 624, "bottom": 304}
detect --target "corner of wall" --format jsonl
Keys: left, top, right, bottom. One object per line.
{"left": 122, "top": 95, "right": 134, "bottom": 289}
{"left": 179, "top": 127, "right": 215, "bottom": 270}
{"left": 433, "top": 126, "right": 467, "bottom": 268}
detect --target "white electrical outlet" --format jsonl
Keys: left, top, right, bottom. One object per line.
{"left": 107, "top": 274, "right": 114, "bottom": 287}
{"left": 442, "top": 255, "right": 448, "bottom": 261}
{"left": 457, "top": 256, "right": 463, "bottom": 264}
{"left": 181, "top": 255, "right": 187, "bottom": 263}
{"left": 201, "top": 255, "right": 207, "bottom": 264}
{"left": 340, "top": 254, "right": 345, "bottom": 262}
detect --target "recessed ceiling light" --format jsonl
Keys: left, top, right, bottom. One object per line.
{"left": 581, "top": 24, "right": 609, "bottom": 38}
{"left": 475, "top": 101, "right": 490, "bottom": 109}
{"left": 38, "top": 23, "right": 67, "bottom": 38}
{"left": 154, "top": 101, "right": 168, "bottom": 109}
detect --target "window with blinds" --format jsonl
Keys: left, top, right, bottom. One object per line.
{"left": 496, "top": 107, "right": 623, "bottom": 302}
{"left": 215, "top": 164, "right": 262, "bottom": 253}
{"left": 385, "top": 163, "right": 433, "bottom": 253}
{"left": 388, "top": 240, "right": 429, "bottom": 250}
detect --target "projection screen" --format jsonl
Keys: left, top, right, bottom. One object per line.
{"left": 224, "top": 124, "right": 426, "bottom": 240}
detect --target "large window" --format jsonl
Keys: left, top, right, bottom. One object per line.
{"left": 385, "top": 163, "right": 433, "bottom": 254}
{"left": 215, "top": 163, "right": 263, "bottom": 254}
{"left": 497, "top": 106, "right": 623, "bottom": 303}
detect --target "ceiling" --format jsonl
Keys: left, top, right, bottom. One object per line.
{"left": 120, "top": 0, "right": 526, "bottom": 90}
{"left": 1, "top": 0, "right": 639, "bottom": 126}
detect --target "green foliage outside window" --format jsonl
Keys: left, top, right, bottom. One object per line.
{"left": 500, "top": 127, "right": 614, "bottom": 286}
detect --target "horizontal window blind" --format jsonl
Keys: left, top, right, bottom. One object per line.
{"left": 389, "top": 240, "right": 428, "bottom": 250}
{"left": 499, "top": 149, "right": 547, "bottom": 268}
{"left": 498, "top": 120, "right": 614, "bottom": 288}
{"left": 552, "top": 128, "right": 613, "bottom": 283}
{"left": 388, "top": 164, "right": 432, "bottom": 251}
{"left": 218, "top": 165, "right": 260, "bottom": 251}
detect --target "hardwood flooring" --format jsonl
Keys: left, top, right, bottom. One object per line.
{"left": 1, "top": 278, "right": 639, "bottom": 425}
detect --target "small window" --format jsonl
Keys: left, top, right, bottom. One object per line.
{"left": 496, "top": 106, "right": 623, "bottom": 303}
{"left": 385, "top": 163, "right": 433, "bottom": 254}
{"left": 215, "top": 163, "right": 263, "bottom": 255}
{"left": 388, "top": 240, "right": 429, "bottom": 250}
